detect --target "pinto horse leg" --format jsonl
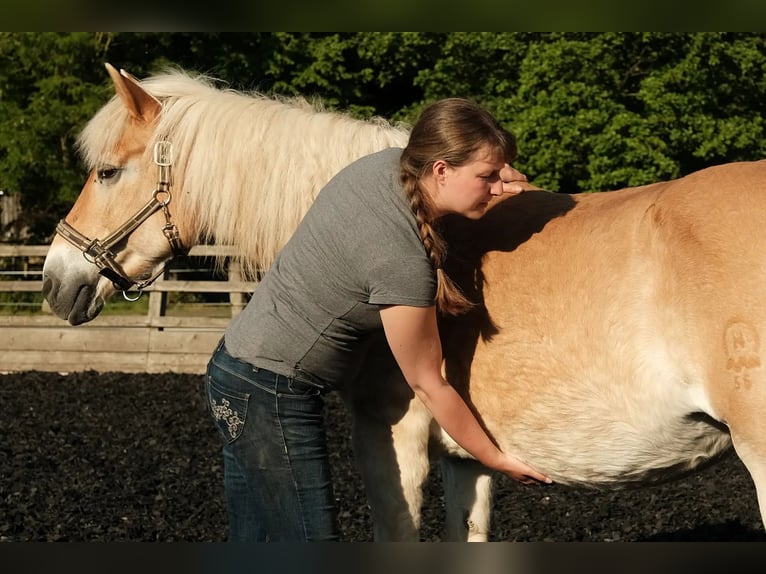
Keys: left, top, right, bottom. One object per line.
{"left": 440, "top": 456, "right": 493, "bottom": 541}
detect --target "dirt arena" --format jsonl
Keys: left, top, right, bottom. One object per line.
{"left": 1, "top": 370, "right": 764, "bottom": 542}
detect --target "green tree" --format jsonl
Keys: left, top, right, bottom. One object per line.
{"left": 501, "top": 33, "right": 766, "bottom": 192}
{"left": 0, "top": 32, "right": 113, "bottom": 241}
{"left": 2, "top": 32, "right": 766, "bottom": 242}
{"left": 638, "top": 33, "right": 766, "bottom": 178}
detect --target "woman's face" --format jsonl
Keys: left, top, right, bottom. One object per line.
{"left": 429, "top": 146, "right": 506, "bottom": 219}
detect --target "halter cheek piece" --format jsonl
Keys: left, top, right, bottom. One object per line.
{"left": 55, "top": 141, "right": 187, "bottom": 301}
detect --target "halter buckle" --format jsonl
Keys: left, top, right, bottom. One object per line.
{"left": 154, "top": 140, "right": 173, "bottom": 192}
{"left": 153, "top": 140, "right": 173, "bottom": 166}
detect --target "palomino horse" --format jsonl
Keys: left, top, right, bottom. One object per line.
{"left": 42, "top": 64, "right": 766, "bottom": 540}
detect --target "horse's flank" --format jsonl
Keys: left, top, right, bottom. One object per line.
{"left": 440, "top": 161, "right": 766, "bottom": 485}
{"left": 77, "top": 68, "right": 410, "bottom": 278}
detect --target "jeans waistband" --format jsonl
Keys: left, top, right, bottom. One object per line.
{"left": 213, "top": 337, "right": 326, "bottom": 393}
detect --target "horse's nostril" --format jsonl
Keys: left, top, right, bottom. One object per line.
{"left": 41, "top": 276, "right": 53, "bottom": 298}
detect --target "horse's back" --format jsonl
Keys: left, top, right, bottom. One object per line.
{"left": 440, "top": 160, "right": 766, "bottom": 486}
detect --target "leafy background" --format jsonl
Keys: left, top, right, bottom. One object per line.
{"left": 1, "top": 32, "right": 765, "bottom": 241}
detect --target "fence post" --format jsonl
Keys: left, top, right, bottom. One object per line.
{"left": 148, "top": 268, "right": 169, "bottom": 328}
{"left": 227, "top": 258, "right": 245, "bottom": 317}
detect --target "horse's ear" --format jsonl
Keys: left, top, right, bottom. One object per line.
{"left": 104, "top": 62, "right": 161, "bottom": 123}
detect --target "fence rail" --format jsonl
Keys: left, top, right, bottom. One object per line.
{"left": 1, "top": 244, "right": 256, "bottom": 374}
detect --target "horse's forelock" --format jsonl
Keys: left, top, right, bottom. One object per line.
{"left": 76, "top": 95, "right": 131, "bottom": 171}
{"left": 76, "top": 69, "right": 220, "bottom": 169}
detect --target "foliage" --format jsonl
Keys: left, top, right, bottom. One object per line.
{"left": 0, "top": 32, "right": 113, "bottom": 240}
{"left": 1, "top": 32, "right": 765, "bottom": 242}
{"left": 494, "top": 32, "right": 766, "bottom": 192}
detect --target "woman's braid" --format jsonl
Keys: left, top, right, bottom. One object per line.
{"left": 399, "top": 97, "right": 517, "bottom": 316}
{"left": 400, "top": 168, "right": 474, "bottom": 316}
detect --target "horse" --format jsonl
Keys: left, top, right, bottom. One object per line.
{"left": 41, "top": 63, "right": 766, "bottom": 541}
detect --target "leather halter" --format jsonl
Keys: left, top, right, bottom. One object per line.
{"left": 55, "top": 141, "right": 186, "bottom": 300}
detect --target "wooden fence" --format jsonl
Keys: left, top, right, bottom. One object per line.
{"left": 0, "top": 244, "right": 257, "bottom": 374}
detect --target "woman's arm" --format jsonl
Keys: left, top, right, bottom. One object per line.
{"left": 380, "top": 304, "right": 551, "bottom": 484}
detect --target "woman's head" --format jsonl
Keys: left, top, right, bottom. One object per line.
{"left": 403, "top": 98, "right": 519, "bottom": 219}
{"left": 401, "top": 98, "right": 517, "bottom": 185}
{"left": 400, "top": 98, "right": 518, "bottom": 315}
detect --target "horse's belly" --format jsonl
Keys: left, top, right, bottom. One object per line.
{"left": 438, "top": 332, "right": 733, "bottom": 486}
{"left": 437, "top": 391, "right": 732, "bottom": 486}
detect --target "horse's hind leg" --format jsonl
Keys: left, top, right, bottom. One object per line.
{"left": 440, "top": 456, "right": 493, "bottom": 541}
{"left": 718, "top": 362, "right": 766, "bottom": 529}
{"left": 727, "top": 392, "right": 766, "bottom": 529}
{"left": 731, "top": 434, "right": 766, "bottom": 529}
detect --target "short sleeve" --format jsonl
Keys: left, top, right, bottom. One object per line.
{"left": 367, "top": 255, "right": 436, "bottom": 307}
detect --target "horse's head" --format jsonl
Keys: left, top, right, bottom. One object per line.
{"left": 43, "top": 63, "right": 188, "bottom": 325}
{"left": 43, "top": 61, "right": 414, "bottom": 325}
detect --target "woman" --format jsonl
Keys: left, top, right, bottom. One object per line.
{"left": 205, "top": 97, "right": 550, "bottom": 542}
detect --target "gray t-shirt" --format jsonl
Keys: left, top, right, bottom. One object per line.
{"left": 224, "top": 147, "right": 437, "bottom": 390}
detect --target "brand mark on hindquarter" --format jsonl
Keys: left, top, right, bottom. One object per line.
{"left": 723, "top": 319, "right": 761, "bottom": 390}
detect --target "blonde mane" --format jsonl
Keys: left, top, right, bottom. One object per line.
{"left": 77, "top": 68, "right": 411, "bottom": 278}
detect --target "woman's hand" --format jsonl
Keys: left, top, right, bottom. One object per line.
{"left": 500, "top": 163, "right": 528, "bottom": 195}
{"left": 493, "top": 452, "right": 552, "bottom": 485}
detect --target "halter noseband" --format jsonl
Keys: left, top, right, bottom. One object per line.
{"left": 55, "top": 141, "right": 186, "bottom": 301}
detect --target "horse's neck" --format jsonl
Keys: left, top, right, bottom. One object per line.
{"left": 185, "top": 111, "right": 407, "bottom": 275}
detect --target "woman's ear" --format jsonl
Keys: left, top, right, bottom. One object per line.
{"left": 432, "top": 159, "right": 449, "bottom": 184}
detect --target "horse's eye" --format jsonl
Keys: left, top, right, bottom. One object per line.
{"left": 96, "top": 167, "right": 121, "bottom": 181}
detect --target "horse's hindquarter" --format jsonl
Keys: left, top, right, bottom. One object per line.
{"left": 442, "top": 163, "right": 766, "bottom": 486}
{"left": 655, "top": 162, "right": 766, "bottom": 481}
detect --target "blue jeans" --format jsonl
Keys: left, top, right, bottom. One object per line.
{"left": 205, "top": 339, "right": 339, "bottom": 542}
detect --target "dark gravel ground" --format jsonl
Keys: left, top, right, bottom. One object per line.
{"left": 1, "top": 370, "right": 765, "bottom": 542}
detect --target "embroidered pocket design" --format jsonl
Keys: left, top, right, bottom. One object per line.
{"left": 210, "top": 396, "right": 246, "bottom": 440}
{"left": 206, "top": 376, "right": 249, "bottom": 443}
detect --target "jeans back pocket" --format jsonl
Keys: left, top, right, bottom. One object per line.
{"left": 206, "top": 374, "right": 250, "bottom": 444}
